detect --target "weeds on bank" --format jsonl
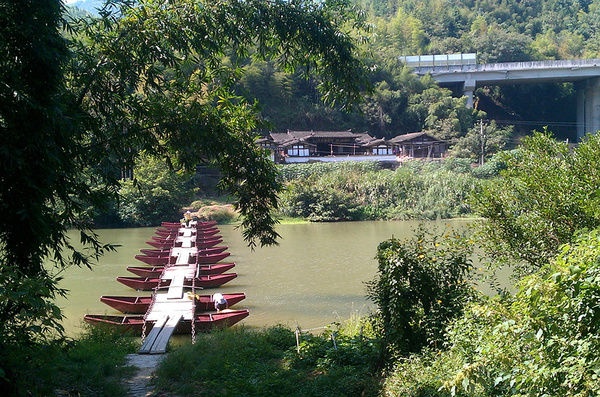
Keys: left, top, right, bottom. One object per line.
{"left": 52, "top": 325, "right": 138, "bottom": 396}
{"left": 153, "top": 322, "right": 381, "bottom": 396}
{"left": 6, "top": 325, "right": 137, "bottom": 396}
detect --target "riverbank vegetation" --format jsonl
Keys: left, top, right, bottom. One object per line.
{"left": 153, "top": 323, "right": 380, "bottom": 396}
{"left": 279, "top": 159, "right": 501, "bottom": 222}
{"left": 94, "top": 158, "right": 503, "bottom": 227}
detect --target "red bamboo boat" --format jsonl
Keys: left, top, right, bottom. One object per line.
{"left": 139, "top": 246, "right": 228, "bottom": 257}
{"left": 145, "top": 238, "right": 223, "bottom": 249}
{"left": 83, "top": 309, "right": 249, "bottom": 333}
{"left": 99, "top": 292, "right": 246, "bottom": 314}
{"left": 145, "top": 240, "right": 174, "bottom": 249}
{"left": 160, "top": 220, "right": 218, "bottom": 229}
{"left": 195, "top": 228, "right": 220, "bottom": 236}
{"left": 155, "top": 227, "right": 220, "bottom": 238}
{"left": 150, "top": 235, "right": 223, "bottom": 243}
{"left": 196, "top": 252, "right": 230, "bottom": 264}
{"left": 127, "top": 263, "right": 235, "bottom": 277}
{"left": 116, "top": 273, "right": 237, "bottom": 290}
{"left": 135, "top": 251, "right": 230, "bottom": 266}
{"left": 134, "top": 254, "right": 174, "bottom": 266}
{"left": 139, "top": 248, "right": 170, "bottom": 256}
{"left": 150, "top": 235, "right": 174, "bottom": 242}
{"left": 196, "top": 239, "right": 223, "bottom": 248}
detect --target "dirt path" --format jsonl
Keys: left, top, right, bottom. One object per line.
{"left": 125, "top": 353, "right": 164, "bottom": 396}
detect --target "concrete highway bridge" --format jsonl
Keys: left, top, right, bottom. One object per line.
{"left": 403, "top": 54, "right": 600, "bottom": 140}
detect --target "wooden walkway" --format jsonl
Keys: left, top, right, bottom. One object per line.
{"left": 139, "top": 223, "right": 202, "bottom": 354}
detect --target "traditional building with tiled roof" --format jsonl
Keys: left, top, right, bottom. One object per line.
{"left": 256, "top": 130, "right": 448, "bottom": 164}
{"left": 389, "top": 132, "right": 448, "bottom": 159}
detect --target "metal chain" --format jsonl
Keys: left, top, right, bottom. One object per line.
{"left": 191, "top": 270, "right": 196, "bottom": 344}
{"left": 141, "top": 263, "right": 165, "bottom": 342}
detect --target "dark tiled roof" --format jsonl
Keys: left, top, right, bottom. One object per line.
{"left": 280, "top": 139, "right": 317, "bottom": 148}
{"left": 362, "top": 138, "right": 389, "bottom": 147}
{"left": 389, "top": 132, "right": 434, "bottom": 143}
{"left": 270, "top": 133, "right": 291, "bottom": 143}
{"left": 268, "top": 130, "right": 444, "bottom": 147}
{"left": 270, "top": 130, "right": 376, "bottom": 145}
{"left": 287, "top": 130, "right": 359, "bottom": 139}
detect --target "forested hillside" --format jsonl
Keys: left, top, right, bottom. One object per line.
{"left": 235, "top": 0, "right": 600, "bottom": 142}
{"left": 67, "top": 0, "right": 595, "bottom": 146}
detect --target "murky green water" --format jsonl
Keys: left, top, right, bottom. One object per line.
{"left": 56, "top": 219, "right": 496, "bottom": 336}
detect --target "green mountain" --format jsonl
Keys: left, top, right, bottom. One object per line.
{"left": 67, "top": 0, "right": 103, "bottom": 15}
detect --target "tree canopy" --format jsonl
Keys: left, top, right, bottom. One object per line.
{"left": 473, "top": 131, "right": 600, "bottom": 274}
{"left": 0, "top": 0, "right": 370, "bottom": 391}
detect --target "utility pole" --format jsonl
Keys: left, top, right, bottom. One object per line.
{"left": 480, "top": 119, "right": 486, "bottom": 166}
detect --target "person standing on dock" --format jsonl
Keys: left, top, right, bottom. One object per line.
{"left": 213, "top": 293, "right": 228, "bottom": 312}
{"left": 183, "top": 210, "right": 192, "bottom": 226}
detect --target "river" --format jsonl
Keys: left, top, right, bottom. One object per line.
{"left": 56, "top": 219, "right": 492, "bottom": 336}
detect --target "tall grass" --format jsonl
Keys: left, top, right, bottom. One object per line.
{"left": 152, "top": 323, "right": 381, "bottom": 396}
{"left": 6, "top": 325, "right": 137, "bottom": 396}
{"left": 278, "top": 160, "right": 483, "bottom": 221}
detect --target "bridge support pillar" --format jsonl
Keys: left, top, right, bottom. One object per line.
{"left": 463, "top": 78, "right": 476, "bottom": 108}
{"left": 576, "top": 77, "right": 600, "bottom": 140}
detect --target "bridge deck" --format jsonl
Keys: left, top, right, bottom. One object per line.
{"left": 139, "top": 223, "right": 202, "bottom": 354}
{"left": 409, "top": 58, "right": 600, "bottom": 86}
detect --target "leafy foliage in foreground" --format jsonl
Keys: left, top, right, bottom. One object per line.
{"left": 4, "top": 326, "right": 136, "bottom": 397}
{"left": 382, "top": 229, "right": 600, "bottom": 397}
{"left": 153, "top": 324, "right": 381, "bottom": 396}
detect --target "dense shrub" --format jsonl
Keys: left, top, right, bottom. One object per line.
{"left": 367, "top": 226, "right": 477, "bottom": 356}
{"left": 382, "top": 229, "right": 600, "bottom": 396}
{"left": 279, "top": 160, "right": 478, "bottom": 221}
{"left": 279, "top": 161, "right": 382, "bottom": 182}
{"left": 279, "top": 176, "right": 363, "bottom": 221}
{"left": 472, "top": 132, "right": 600, "bottom": 273}
{"left": 3, "top": 326, "right": 137, "bottom": 397}
{"left": 117, "top": 154, "right": 196, "bottom": 226}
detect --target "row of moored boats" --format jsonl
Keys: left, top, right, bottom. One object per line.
{"left": 83, "top": 220, "right": 249, "bottom": 334}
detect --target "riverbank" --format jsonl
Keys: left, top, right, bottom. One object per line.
{"left": 43, "top": 318, "right": 380, "bottom": 396}
{"left": 150, "top": 321, "right": 381, "bottom": 396}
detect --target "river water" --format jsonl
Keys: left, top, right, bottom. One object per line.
{"left": 56, "top": 220, "right": 486, "bottom": 336}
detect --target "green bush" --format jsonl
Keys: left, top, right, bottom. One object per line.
{"left": 2, "top": 325, "right": 137, "bottom": 397}
{"left": 382, "top": 229, "right": 600, "bottom": 396}
{"left": 367, "top": 225, "right": 477, "bottom": 356}
{"left": 279, "top": 161, "right": 381, "bottom": 182}
{"left": 279, "top": 176, "right": 362, "bottom": 221}
{"left": 279, "top": 160, "right": 478, "bottom": 222}
{"left": 472, "top": 132, "right": 600, "bottom": 273}
{"left": 117, "top": 154, "right": 196, "bottom": 226}
{"left": 470, "top": 156, "right": 505, "bottom": 179}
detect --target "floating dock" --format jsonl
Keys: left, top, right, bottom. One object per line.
{"left": 139, "top": 221, "right": 222, "bottom": 354}
{"left": 83, "top": 220, "right": 248, "bottom": 354}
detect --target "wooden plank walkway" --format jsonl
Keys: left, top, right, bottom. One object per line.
{"left": 139, "top": 222, "right": 204, "bottom": 354}
{"left": 139, "top": 314, "right": 184, "bottom": 354}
